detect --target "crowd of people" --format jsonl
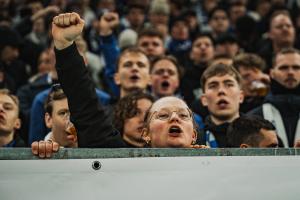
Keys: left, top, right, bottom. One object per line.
{"left": 0, "top": 0, "right": 299, "bottom": 158}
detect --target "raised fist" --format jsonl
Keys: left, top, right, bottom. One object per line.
{"left": 98, "top": 12, "right": 119, "bottom": 36}
{"left": 52, "top": 12, "right": 85, "bottom": 50}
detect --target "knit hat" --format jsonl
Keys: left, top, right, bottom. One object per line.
{"left": 149, "top": 0, "right": 170, "bottom": 15}
{"left": 118, "top": 29, "right": 138, "bottom": 50}
{"left": 0, "top": 26, "right": 22, "bottom": 48}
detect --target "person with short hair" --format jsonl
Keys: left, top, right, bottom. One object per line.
{"left": 233, "top": 53, "right": 270, "bottom": 112}
{"left": 227, "top": 115, "right": 279, "bottom": 148}
{"left": 249, "top": 48, "right": 300, "bottom": 147}
{"left": 197, "top": 63, "right": 244, "bottom": 147}
{"left": 0, "top": 89, "right": 25, "bottom": 147}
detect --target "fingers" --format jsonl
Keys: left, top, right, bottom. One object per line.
{"left": 53, "top": 12, "right": 83, "bottom": 27}
{"left": 31, "top": 141, "right": 39, "bottom": 155}
{"left": 31, "top": 140, "right": 60, "bottom": 158}
{"left": 45, "top": 140, "right": 53, "bottom": 158}
{"left": 38, "top": 140, "right": 46, "bottom": 158}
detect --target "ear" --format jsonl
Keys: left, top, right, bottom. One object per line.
{"left": 239, "top": 89, "right": 244, "bottom": 104}
{"left": 270, "top": 69, "right": 275, "bottom": 79}
{"left": 45, "top": 112, "right": 53, "bottom": 129}
{"left": 200, "top": 94, "right": 208, "bottom": 106}
{"left": 14, "top": 118, "right": 21, "bottom": 130}
{"left": 192, "top": 129, "right": 197, "bottom": 144}
{"left": 141, "top": 128, "right": 151, "bottom": 145}
{"left": 114, "top": 72, "right": 121, "bottom": 86}
{"left": 240, "top": 143, "right": 251, "bottom": 148}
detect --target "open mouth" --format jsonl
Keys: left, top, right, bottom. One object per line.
{"left": 217, "top": 99, "right": 229, "bottom": 108}
{"left": 168, "top": 125, "right": 182, "bottom": 136}
{"left": 161, "top": 81, "right": 170, "bottom": 89}
{"left": 130, "top": 74, "right": 140, "bottom": 81}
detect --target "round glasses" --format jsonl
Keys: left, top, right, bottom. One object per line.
{"left": 149, "top": 108, "right": 193, "bottom": 122}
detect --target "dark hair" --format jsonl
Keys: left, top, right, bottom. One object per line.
{"left": 150, "top": 55, "right": 184, "bottom": 79}
{"left": 192, "top": 32, "right": 215, "bottom": 45}
{"left": 138, "top": 28, "right": 164, "bottom": 42}
{"left": 113, "top": 90, "right": 154, "bottom": 134}
{"left": 227, "top": 115, "right": 276, "bottom": 147}
{"left": 208, "top": 6, "right": 228, "bottom": 21}
{"left": 272, "top": 47, "right": 300, "bottom": 67}
{"left": 233, "top": 53, "right": 266, "bottom": 71}
{"left": 201, "top": 63, "right": 242, "bottom": 91}
{"left": 44, "top": 84, "right": 67, "bottom": 116}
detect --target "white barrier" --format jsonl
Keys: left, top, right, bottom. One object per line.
{"left": 0, "top": 156, "right": 299, "bottom": 200}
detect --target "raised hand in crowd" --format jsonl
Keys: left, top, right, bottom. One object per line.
{"left": 98, "top": 12, "right": 119, "bottom": 36}
{"left": 52, "top": 12, "right": 85, "bottom": 50}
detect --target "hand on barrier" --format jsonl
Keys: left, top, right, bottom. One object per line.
{"left": 31, "top": 140, "right": 60, "bottom": 158}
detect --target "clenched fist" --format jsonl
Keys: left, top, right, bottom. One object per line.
{"left": 52, "top": 12, "right": 85, "bottom": 50}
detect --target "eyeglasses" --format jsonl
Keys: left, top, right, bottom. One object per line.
{"left": 148, "top": 108, "right": 193, "bottom": 122}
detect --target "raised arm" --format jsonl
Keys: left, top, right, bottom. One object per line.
{"left": 52, "top": 13, "right": 125, "bottom": 148}
{"left": 98, "top": 12, "right": 121, "bottom": 97}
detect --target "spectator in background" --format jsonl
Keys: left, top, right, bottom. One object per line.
{"left": 147, "top": 0, "right": 170, "bottom": 38}
{"left": 233, "top": 53, "right": 270, "bottom": 113}
{"left": 249, "top": 48, "right": 300, "bottom": 147}
{"left": 0, "top": 26, "right": 29, "bottom": 93}
{"left": 180, "top": 33, "right": 215, "bottom": 106}
{"left": 167, "top": 16, "right": 192, "bottom": 59}
{"left": 214, "top": 33, "right": 240, "bottom": 58}
{"left": 208, "top": 7, "right": 230, "bottom": 39}
{"left": 121, "top": 4, "right": 146, "bottom": 32}
{"left": 227, "top": 115, "right": 279, "bottom": 148}
{"left": 150, "top": 55, "right": 182, "bottom": 99}
{"left": 228, "top": 0, "right": 247, "bottom": 30}
{"left": 259, "top": 12, "right": 296, "bottom": 71}
{"left": 198, "top": 63, "right": 244, "bottom": 147}
{"left": 0, "top": 89, "right": 25, "bottom": 147}
{"left": 137, "top": 28, "right": 166, "bottom": 61}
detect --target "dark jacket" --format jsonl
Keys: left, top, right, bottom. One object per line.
{"left": 55, "top": 43, "right": 126, "bottom": 148}
{"left": 248, "top": 80, "right": 300, "bottom": 147}
{"left": 197, "top": 116, "right": 230, "bottom": 148}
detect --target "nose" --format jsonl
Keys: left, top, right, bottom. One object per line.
{"left": 217, "top": 85, "right": 226, "bottom": 95}
{"left": 169, "top": 111, "right": 180, "bottom": 122}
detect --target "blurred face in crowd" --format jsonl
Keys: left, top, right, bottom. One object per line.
{"left": 126, "top": 7, "right": 145, "bottom": 29}
{"left": 269, "top": 14, "right": 295, "bottom": 47}
{"left": 137, "top": 36, "right": 165, "bottom": 59}
{"left": 171, "top": 20, "right": 189, "bottom": 40}
{"left": 209, "top": 10, "right": 229, "bottom": 34}
{"left": 123, "top": 98, "right": 153, "bottom": 147}
{"left": 149, "top": 13, "right": 169, "bottom": 26}
{"left": 0, "top": 93, "right": 20, "bottom": 135}
{"left": 190, "top": 36, "right": 214, "bottom": 64}
{"left": 28, "top": 1, "right": 43, "bottom": 14}
{"left": 229, "top": 4, "right": 246, "bottom": 25}
{"left": 38, "top": 50, "right": 55, "bottom": 74}
{"left": 151, "top": 58, "right": 180, "bottom": 97}
{"left": 238, "top": 66, "right": 269, "bottom": 96}
{"left": 115, "top": 52, "right": 151, "bottom": 97}
{"left": 215, "top": 42, "right": 239, "bottom": 58}
{"left": 32, "top": 18, "right": 45, "bottom": 34}
{"left": 142, "top": 97, "right": 196, "bottom": 148}
{"left": 0, "top": 46, "right": 19, "bottom": 64}
{"left": 45, "top": 98, "right": 76, "bottom": 147}
{"left": 271, "top": 52, "right": 300, "bottom": 89}
{"left": 201, "top": 74, "right": 244, "bottom": 124}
